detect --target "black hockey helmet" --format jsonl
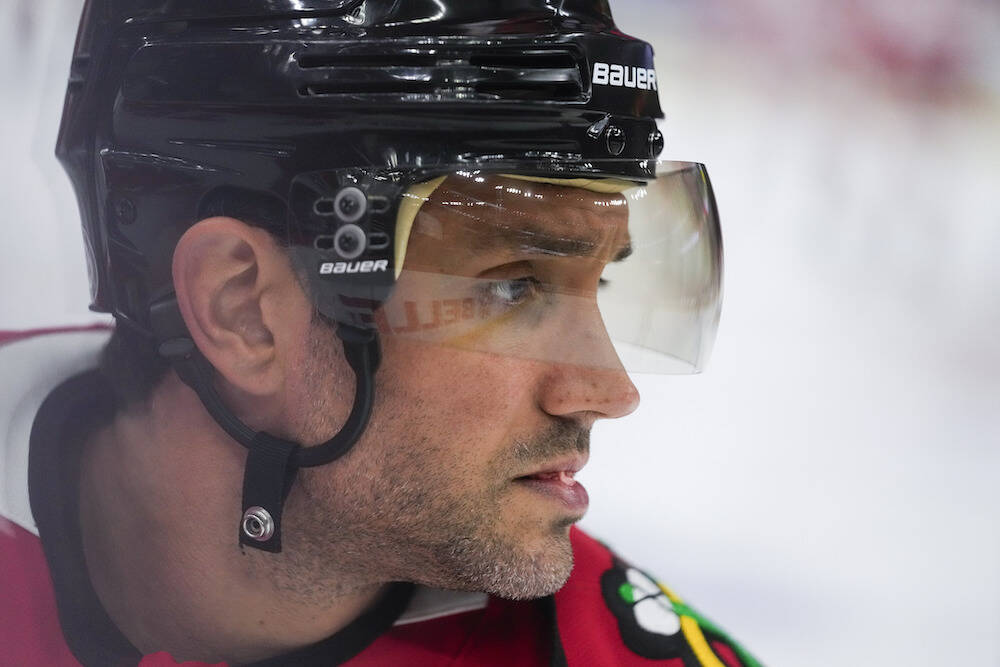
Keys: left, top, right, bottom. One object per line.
{"left": 57, "top": 0, "right": 722, "bottom": 552}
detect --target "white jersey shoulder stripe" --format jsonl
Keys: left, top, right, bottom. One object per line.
{"left": 393, "top": 587, "right": 489, "bottom": 626}
{"left": 0, "top": 328, "right": 110, "bottom": 536}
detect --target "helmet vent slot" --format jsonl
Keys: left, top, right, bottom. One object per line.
{"left": 297, "top": 53, "right": 441, "bottom": 69}
{"left": 295, "top": 48, "right": 584, "bottom": 103}
{"left": 468, "top": 51, "right": 578, "bottom": 70}
{"left": 300, "top": 81, "right": 436, "bottom": 96}
{"left": 314, "top": 235, "right": 336, "bottom": 251}
{"left": 367, "top": 232, "right": 390, "bottom": 250}
{"left": 468, "top": 51, "right": 582, "bottom": 101}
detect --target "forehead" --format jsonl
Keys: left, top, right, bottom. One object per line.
{"left": 404, "top": 173, "right": 630, "bottom": 268}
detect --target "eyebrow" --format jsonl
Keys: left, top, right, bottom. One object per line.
{"left": 471, "top": 220, "right": 632, "bottom": 263}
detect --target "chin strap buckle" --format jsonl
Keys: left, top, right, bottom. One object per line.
{"left": 239, "top": 433, "right": 299, "bottom": 552}
{"left": 149, "top": 296, "right": 380, "bottom": 554}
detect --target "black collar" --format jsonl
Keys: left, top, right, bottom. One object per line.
{"left": 28, "top": 369, "right": 414, "bottom": 666}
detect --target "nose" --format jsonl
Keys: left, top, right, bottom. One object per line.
{"left": 535, "top": 289, "right": 641, "bottom": 422}
{"left": 537, "top": 362, "right": 641, "bottom": 424}
{"left": 536, "top": 297, "right": 641, "bottom": 423}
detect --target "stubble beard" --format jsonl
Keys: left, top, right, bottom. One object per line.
{"left": 281, "top": 416, "right": 587, "bottom": 603}
{"left": 269, "top": 323, "right": 589, "bottom": 603}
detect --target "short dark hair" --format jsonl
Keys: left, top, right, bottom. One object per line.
{"left": 98, "top": 325, "right": 172, "bottom": 411}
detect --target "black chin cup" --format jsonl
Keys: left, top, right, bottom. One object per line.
{"left": 151, "top": 298, "right": 380, "bottom": 553}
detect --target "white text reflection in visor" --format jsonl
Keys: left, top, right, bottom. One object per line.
{"left": 379, "top": 162, "right": 722, "bottom": 374}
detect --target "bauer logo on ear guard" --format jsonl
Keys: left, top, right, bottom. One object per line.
{"left": 319, "top": 260, "right": 390, "bottom": 275}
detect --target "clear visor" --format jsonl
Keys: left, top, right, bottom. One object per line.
{"left": 374, "top": 161, "right": 722, "bottom": 374}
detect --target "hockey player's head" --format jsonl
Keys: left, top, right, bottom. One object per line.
{"left": 59, "top": 0, "right": 721, "bottom": 597}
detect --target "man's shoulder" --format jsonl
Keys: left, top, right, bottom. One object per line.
{"left": 0, "top": 325, "right": 110, "bottom": 534}
{"left": 0, "top": 326, "right": 110, "bottom": 666}
{"left": 557, "top": 527, "right": 764, "bottom": 667}
{"left": 0, "top": 517, "right": 83, "bottom": 666}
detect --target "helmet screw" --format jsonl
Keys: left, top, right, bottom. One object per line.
{"left": 242, "top": 506, "right": 274, "bottom": 542}
{"left": 334, "top": 224, "right": 367, "bottom": 260}
{"left": 113, "top": 197, "right": 136, "bottom": 225}
{"left": 338, "top": 232, "right": 359, "bottom": 254}
{"left": 606, "top": 126, "right": 627, "bottom": 156}
{"left": 648, "top": 130, "right": 664, "bottom": 158}
{"left": 339, "top": 195, "right": 360, "bottom": 218}
{"left": 333, "top": 186, "right": 368, "bottom": 224}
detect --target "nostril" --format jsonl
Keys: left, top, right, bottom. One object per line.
{"left": 538, "top": 364, "right": 641, "bottom": 420}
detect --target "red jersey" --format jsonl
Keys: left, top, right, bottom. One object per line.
{"left": 0, "top": 327, "right": 763, "bottom": 667}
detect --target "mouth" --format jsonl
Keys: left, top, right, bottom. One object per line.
{"left": 515, "top": 454, "right": 588, "bottom": 480}
{"left": 513, "top": 457, "right": 590, "bottom": 514}
{"left": 520, "top": 470, "right": 579, "bottom": 485}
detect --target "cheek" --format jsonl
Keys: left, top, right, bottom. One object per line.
{"left": 283, "top": 324, "right": 356, "bottom": 444}
{"left": 379, "top": 340, "right": 535, "bottom": 461}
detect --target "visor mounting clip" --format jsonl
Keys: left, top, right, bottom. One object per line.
{"left": 586, "top": 114, "right": 611, "bottom": 140}
{"left": 605, "top": 126, "right": 627, "bottom": 156}
{"left": 648, "top": 130, "right": 664, "bottom": 158}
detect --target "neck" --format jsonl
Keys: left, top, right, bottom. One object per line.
{"left": 78, "top": 373, "right": 384, "bottom": 664}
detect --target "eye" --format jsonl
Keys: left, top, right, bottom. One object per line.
{"left": 485, "top": 276, "right": 541, "bottom": 307}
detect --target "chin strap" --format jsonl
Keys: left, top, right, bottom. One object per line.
{"left": 150, "top": 298, "right": 379, "bottom": 553}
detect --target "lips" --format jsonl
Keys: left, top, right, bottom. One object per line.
{"left": 525, "top": 470, "right": 578, "bottom": 485}
{"left": 514, "top": 458, "right": 589, "bottom": 513}
{"left": 516, "top": 455, "right": 588, "bottom": 481}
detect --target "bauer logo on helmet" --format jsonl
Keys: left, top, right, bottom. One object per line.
{"left": 592, "top": 62, "right": 658, "bottom": 90}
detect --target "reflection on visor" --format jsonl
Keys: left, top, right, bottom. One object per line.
{"left": 380, "top": 163, "right": 722, "bottom": 374}
{"left": 377, "top": 270, "right": 626, "bottom": 371}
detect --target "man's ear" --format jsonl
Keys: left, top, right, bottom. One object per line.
{"left": 172, "top": 217, "right": 311, "bottom": 403}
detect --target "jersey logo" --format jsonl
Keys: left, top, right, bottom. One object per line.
{"left": 601, "top": 562, "right": 687, "bottom": 660}
{"left": 319, "top": 260, "right": 389, "bottom": 275}
{"left": 592, "top": 62, "right": 658, "bottom": 90}
{"left": 600, "top": 559, "right": 764, "bottom": 667}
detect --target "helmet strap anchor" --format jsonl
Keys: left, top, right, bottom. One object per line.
{"left": 150, "top": 297, "right": 380, "bottom": 553}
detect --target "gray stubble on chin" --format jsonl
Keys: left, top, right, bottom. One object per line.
{"left": 280, "top": 456, "right": 577, "bottom": 602}
{"left": 433, "top": 526, "right": 576, "bottom": 601}
{"left": 282, "top": 326, "right": 584, "bottom": 600}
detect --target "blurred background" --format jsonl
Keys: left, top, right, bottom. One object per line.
{"left": 1, "top": 1, "right": 997, "bottom": 665}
